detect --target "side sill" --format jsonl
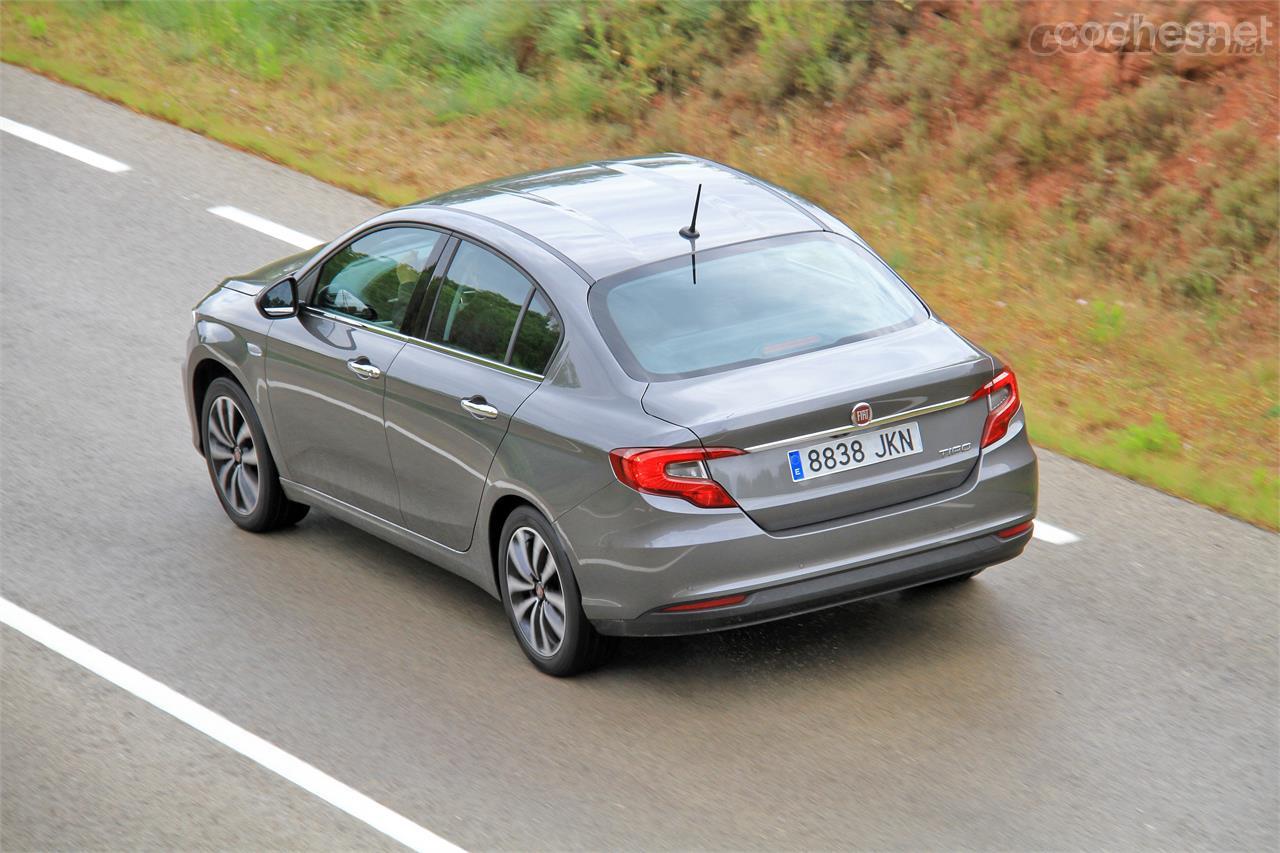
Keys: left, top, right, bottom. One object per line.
{"left": 279, "top": 479, "right": 496, "bottom": 597}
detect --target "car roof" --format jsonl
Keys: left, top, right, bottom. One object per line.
{"left": 407, "top": 153, "right": 832, "bottom": 281}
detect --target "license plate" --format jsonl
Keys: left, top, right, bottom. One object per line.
{"left": 787, "top": 422, "right": 923, "bottom": 482}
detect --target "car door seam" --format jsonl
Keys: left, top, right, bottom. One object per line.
{"left": 381, "top": 340, "right": 411, "bottom": 528}
{"left": 260, "top": 320, "right": 292, "bottom": 479}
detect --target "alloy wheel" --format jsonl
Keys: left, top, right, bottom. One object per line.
{"left": 206, "top": 395, "right": 260, "bottom": 516}
{"left": 506, "top": 526, "right": 566, "bottom": 657}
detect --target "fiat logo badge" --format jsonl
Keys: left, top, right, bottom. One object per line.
{"left": 851, "top": 402, "right": 873, "bottom": 426}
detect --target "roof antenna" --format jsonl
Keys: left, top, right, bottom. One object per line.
{"left": 679, "top": 184, "right": 702, "bottom": 240}
{"left": 680, "top": 184, "right": 701, "bottom": 284}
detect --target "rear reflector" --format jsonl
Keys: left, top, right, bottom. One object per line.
{"left": 660, "top": 594, "right": 748, "bottom": 613}
{"left": 609, "top": 446, "right": 744, "bottom": 508}
{"left": 971, "top": 368, "right": 1021, "bottom": 448}
{"left": 996, "top": 520, "right": 1034, "bottom": 539}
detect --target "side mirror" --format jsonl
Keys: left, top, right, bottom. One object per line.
{"left": 258, "top": 278, "right": 298, "bottom": 319}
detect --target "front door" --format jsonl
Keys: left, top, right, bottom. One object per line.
{"left": 265, "top": 225, "right": 446, "bottom": 520}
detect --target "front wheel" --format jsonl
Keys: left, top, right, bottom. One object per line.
{"left": 201, "top": 377, "right": 308, "bottom": 532}
{"left": 499, "top": 507, "right": 616, "bottom": 676}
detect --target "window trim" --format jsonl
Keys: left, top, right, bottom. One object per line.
{"left": 414, "top": 235, "right": 564, "bottom": 377}
{"left": 303, "top": 305, "right": 545, "bottom": 381}
{"left": 504, "top": 288, "right": 536, "bottom": 365}
{"left": 295, "top": 222, "right": 566, "bottom": 381}
{"left": 403, "top": 236, "right": 460, "bottom": 341}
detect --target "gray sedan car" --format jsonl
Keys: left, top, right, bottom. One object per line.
{"left": 184, "top": 154, "right": 1037, "bottom": 675}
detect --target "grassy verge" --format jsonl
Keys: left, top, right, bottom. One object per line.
{"left": 4, "top": 1, "right": 1276, "bottom": 528}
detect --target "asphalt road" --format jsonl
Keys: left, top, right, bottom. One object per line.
{"left": 1, "top": 63, "right": 1277, "bottom": 851}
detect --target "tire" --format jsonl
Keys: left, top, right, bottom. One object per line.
{"left": 200, "top": 377, "right": 309, "bottom": 532}
{"left": 498, "top": 506, "right": 617, "bottom": 676}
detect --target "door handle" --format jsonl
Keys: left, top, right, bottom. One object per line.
{"left": 460, "top": 396, "right": 499, "bottom": 419}
{"left": 346, "top": 357, "right": 382, "bottom": 380}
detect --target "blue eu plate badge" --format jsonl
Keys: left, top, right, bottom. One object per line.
{"left": 788, "top": 450, "right": 806, "bottom": 481}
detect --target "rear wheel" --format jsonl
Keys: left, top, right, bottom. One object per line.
{"left": 499, "top": 507, "right": 616, "bottom": 676}
{"left": 201, "top": 377, "right": 308, "bottom": 532}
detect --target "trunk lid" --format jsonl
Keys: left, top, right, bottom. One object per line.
{"left": 641, "top": 320, "right": 993, "bottom": 531}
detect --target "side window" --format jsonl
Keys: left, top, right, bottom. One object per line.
{"left": 426, "top": 241, "right": 531, "bottom": 364}
{"left": 510, "top": 290, "right": 562, "bottom": 374}
{"left": 314, "top": 227, "right": 443, "bottom": 330}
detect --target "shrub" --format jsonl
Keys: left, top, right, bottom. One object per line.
{"left": 961, "top": 196, "right": 1021, "bottom": 236}
{"left": 843, "top": 111, "right": 906, "bottom": 158}
{"left": 1175, "top": 246, "right": 1233, "bottom": 300}
{"left": 437, "top": 67, "right": 538, "bottom": 120}
{"left": 1147, "top": 185, "right": 1201, "bottom": 225}
{"left": 978, "top": 1, "right": 1022, "bottom": 48}
{"left": 1118, "top": 415, "right": 1182, "bottom": 455}
{"left": 1087, "top": 302, "right": 1125, "bottom": 344}
{"left": 1083, "top": 215, "right": 1123, "bottom": 261}
{"left": 1212, "top": 160, "right": 1280, "bottom": 256}
{"left": 876, "top": 33, "right": 954, "bottom": 115}
{"left": 253, "top": 40, "right": 282, "bottom": 82}
{"left": 748, "top": 0, "right": 868, "bottom": 101}
{"left": 1205, "top": 121, "right": 1261, "bottom": 173}
{"left": 536, "top": 1, "right": 745, "bottom": 97}
{"left": 1090, "top": 76, "right": 1192, "bottom": 161}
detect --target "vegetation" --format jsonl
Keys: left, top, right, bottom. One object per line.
{"left": 3, "top": 0, "right": 1276, "bottom": 527}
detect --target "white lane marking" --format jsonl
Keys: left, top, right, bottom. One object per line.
{"left": 0, "top": 116, "right": 131, "bottom": 172}
{"left": 0, "top": 597, "right": 460, "bottom": 853}
{"left": 208, "top": 206, "right": 322, "bottom": 249}
{"left": 1034, "top": 521, "right": 1080, "bottom": 545}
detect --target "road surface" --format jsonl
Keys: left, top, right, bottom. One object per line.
{"left": 1, "top": 64, "right": 1276, "bottom": 851}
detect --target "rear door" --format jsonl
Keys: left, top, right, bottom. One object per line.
{"left": 265, "top": 225, "right": 446, "bottom": 521}
{"left": 384, "top": 238, "right": 562, "bottom": 550}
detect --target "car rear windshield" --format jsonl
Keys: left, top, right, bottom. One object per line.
{"left": 588, "top": 233, "right": 928, "bottom": 380}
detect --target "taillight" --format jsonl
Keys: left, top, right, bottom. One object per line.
{"left": 609, "top": 446, "right": 744, "bottom": 508}
{"left": 971, "top": 368, "right": 1020, "bottom": 448}
{"left": 660, "top": 594, "right": 748, "bottom": 612}
{"left": 996, "top": 520, "right": 1034, "bottom": 539}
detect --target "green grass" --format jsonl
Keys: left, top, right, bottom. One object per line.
{"left": 3, "top": 0, "right": 1276, "bottom": 528}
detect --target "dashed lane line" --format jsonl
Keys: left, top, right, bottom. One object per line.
{"left": 1034, "top": 521, "right": 1081, "bottom": 545}
{"left": 207, "top": 205, "right": 323, "bottom": 250}
{"left": 1, "top": 116, "right": 130, "bottom": 173}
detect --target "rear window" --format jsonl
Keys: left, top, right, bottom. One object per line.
{"left": 589, "top": 233, "right": 928, "bottom": 380}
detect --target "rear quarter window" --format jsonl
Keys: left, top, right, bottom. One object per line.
{"left": 510, "top": 290, "right": 562, "bottom": 374}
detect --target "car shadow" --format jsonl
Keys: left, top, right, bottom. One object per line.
{"left": 604, "top": 580, "right": 1017, "bottom": 680}
{"left": 280, "top": 509, "right": 1027, "bottom": 696}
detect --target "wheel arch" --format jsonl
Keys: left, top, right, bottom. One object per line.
{"left": 191, "top": 358, "right": 240, "bottom": 454}
{"left": 487, "top": 494, "right": 536, "bottom": 594}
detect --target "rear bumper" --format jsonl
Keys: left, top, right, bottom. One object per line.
{"left": 591, "top": 527, "right": 1028, "bottom": 637}
{"left": 555, "top": 413, "right": 1037, "bottom": 633}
